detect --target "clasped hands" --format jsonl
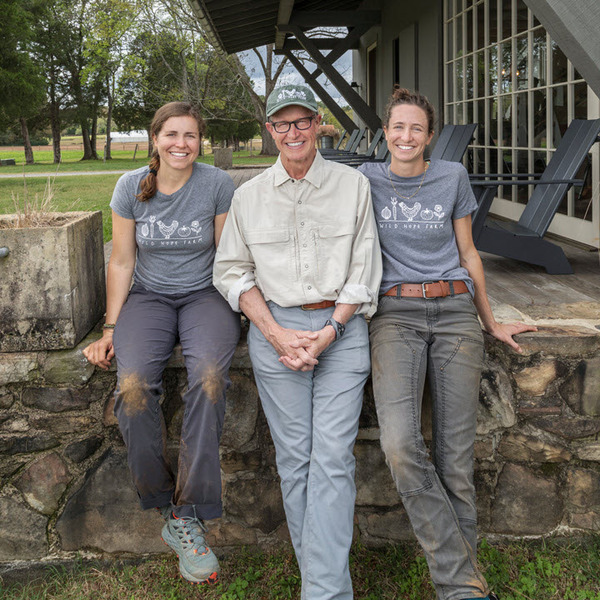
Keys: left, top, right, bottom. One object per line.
{"left": 269, "top": 325, "right": 336, "bottom": 372}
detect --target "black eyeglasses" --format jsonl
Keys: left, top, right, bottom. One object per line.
{"left": 269, "top": 115, "right": 316, "bottom": 134}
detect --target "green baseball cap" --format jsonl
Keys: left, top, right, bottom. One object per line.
{"left": 266, "top": 84, "right": 318, "bottom": 118}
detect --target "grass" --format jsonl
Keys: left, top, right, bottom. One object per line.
{"left": 0, "top": 148, "right": 276, "bottom": 173}
{"left": 1, "top": 538, "right": 600, "bottom": 599}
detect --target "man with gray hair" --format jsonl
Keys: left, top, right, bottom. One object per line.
{"left": 214, "top": 83, "right": 381, "bottom": 599}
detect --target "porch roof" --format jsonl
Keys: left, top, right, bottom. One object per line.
{"left": 188, "top": 0, "right": 364, "bottom": 54}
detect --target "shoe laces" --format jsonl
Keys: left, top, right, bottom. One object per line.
{"left": 172, "top": 516, "right": 210, "bottom": 555}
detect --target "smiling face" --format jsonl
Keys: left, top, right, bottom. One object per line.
{"left": 266, "top": 105, "right": 321, "bottom": 177}
{"left": 384, "top": 104, "right": 434, "bottom": 170}
{"left": 152, "top": 115, "right": 200, "bottom": 174}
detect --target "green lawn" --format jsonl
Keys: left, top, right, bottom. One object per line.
{"left": 0, "top": 148, "right": 276, "bottom": 174}
{"left": 1, "top": 538, "right": 600, "bottom": 599}
{"left": 0, "top": 175, "right": 120, "bottom": 243}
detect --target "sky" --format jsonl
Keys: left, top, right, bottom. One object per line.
{"left": 238, "top": 46, "right": 353, "bottom": 105}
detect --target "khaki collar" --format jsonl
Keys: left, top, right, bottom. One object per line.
{"left": 272, "top": 151, "right": 324, "bottom": 188}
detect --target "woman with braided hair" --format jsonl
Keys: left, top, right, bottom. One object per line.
{"left": 358, "top": 87, "right": 536, "bottom": 600}
{"left": 83, "top": 101, "right": 240, "bottom": 585}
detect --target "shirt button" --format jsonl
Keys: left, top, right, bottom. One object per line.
{"left": 307, "top": 285, "right": 312, "bottom": 290}
{"left": 303, "top": 243, "right": 307, "bottom": 247}
{"left": 300, "top": 221, "right": 304, "bottom": 226}
{"left": 305, "top": 264, "right": 309, "bottom": 268}
{"left": 298, "top": 200, "right": 302, "bottom": 204}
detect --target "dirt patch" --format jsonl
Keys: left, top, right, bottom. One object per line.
{"left": 0, "top": 213, "right": 77, "bottom": 229}
{"left": 119, "top": 373, "right": 149, "bottom": 417}
{"left": 202, "top": 364, "right": 225, "bottom": 404}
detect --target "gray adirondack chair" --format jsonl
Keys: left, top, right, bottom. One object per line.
{"left": 470, "top": 118, "right": 600, "bottom": 274}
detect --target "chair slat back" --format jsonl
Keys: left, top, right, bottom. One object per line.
{"left": 520, "top": 119, "right": 600, "bottom": 234}
{"left": 430, "top": 124, "right": 477, "bottom": 162}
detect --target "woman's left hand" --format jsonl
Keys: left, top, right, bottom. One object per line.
{"left": 485, "top": 322, "right": 538, "bottom": 353}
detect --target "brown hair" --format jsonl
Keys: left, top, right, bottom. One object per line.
{"left": 384, "top": 86, "right": 436, "bottom": 134}
{"left": 136, "top": 102, "right": 206, "bottom": 202}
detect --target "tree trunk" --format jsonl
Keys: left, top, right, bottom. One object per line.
{"left": 147, "top": 131, "right": 153, "bottom": 158}
{"left": 48, "top": 66, "right": 62, "bottom": 164}
{"left": 20, "top": 117, "right": 34, "bottom": 165}
{"left": 81, "top": 125, "right": 94, "bottom": 160}
{"left": 90, "top": 112, "right": 99, "bottom": 160}
{"left": 104, "top": 75, "right": 113, "bottom": 161}
{"left": 260, "top": 124, "right": 278, "bottom": 156}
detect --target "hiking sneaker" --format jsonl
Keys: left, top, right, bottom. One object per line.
{"left": 156, "top": 505, "right": 172, "bottom": 520}
{"left": 161, "top": 514, "right": 219, "bottom": 584}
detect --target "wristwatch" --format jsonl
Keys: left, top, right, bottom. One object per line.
{"left": 324, "top": 318, "right": 345, "bottom": 341}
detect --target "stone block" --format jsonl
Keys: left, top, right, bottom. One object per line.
{"left": 561, "top": 356, "right": 600, "bottom": 417}
{"left": 478, "top": 363, "right": 516, "bottom": 434}
{"left": 22, "top": 386, "right": 91, "bottom": 412}
{"left": 0, "top": 432, "right": 59, "bottom": 455}
{"left": 474, "top": 438, "right": 494, "bottom": 460}
{"left": 354, "top": 442, "right": 399, "bottom": 507}
{"left": 514, "top": 360, "right": 557, "bottom": 396}
{"left": 213, "top": 147, "right": 233, "bottom": 170}
{"left": 0, "top": 496, "right": 48, "bottom": 560}
{"left": 566, "top": 468, "right": 600, "bottom": 510}
{"left": 40, "top": 340, "right": 96, "bottom": 385}
{"left": 517, "top": 326, "right": 600, "bottom": 358}
{"left": 29, "top": 415, "right": 96, "bottom": 435}
{"left": 491, "top": 463, "right": 562, "bottom": 535}
{"left": 103, "top": 395, "right": 118, "bottom": 426}
{"left": 14, "top": 452, "right": 71, "bottom": 515}
{"left": 0, "top": 212, "right": 105, "bottom": 352}
{"left": 64, "top": 435, "right": 104, "bottom": 463}
{"left": 0, "top": 353, "right": 38, "bottom": 385}
{"left": 528, "top": 415, "right": 600, "bottom": 440}
{"left": 56, "top": 449, "right": 166, "bottom": 553}
{"left": 0, "top": 387, "right": 15, "bottom": 409}
{"left": 498, "top": 431, "right": 572, "bottom": 463}
{"left": 576, "top": 442, "right": 600, "bottom": 462}
{"left": 208, "top": 520, "right": 258, "bottom": 547}
{"left": 220, "top": 449, "right": 262, "bottom": 473}
{"left": 569, "top": 511, "right": 600, "bottom": 531}
{"left": 1, "top": 415, "right": 29, "bottom": 433}
{"left": 223, "top": 475, "right": 285, "bottom": 533}
{"left": 362, "top": 509, "right": 413, "bottom": 542}
{"left": 221, "top": 375, "right": 259, "bottom": 451}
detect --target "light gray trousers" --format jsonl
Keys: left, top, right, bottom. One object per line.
{"left": 113, "top": 283, "right": 240, "bottom": 519}
{"left": 248, "top": 302, "right": 370, "bottom": 600}
{"left": 369, "top": 293, "right": 489, "bottom": 600}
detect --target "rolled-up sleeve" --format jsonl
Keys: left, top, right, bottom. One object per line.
{"left": 336, "top": 175, "right": 382, "bottom": 317}
{"left": 213, "top": 192, "right": 256, "bottom": 312}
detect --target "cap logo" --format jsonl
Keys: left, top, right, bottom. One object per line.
{"left": 277, "top": 88, "right": 307, "bottom": 101}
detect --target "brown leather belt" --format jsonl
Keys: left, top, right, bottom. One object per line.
{"left": 383, "top": 280, "right": 469, "bottom": 299}
{"left": 301, "top": 300, "right": 336, "bottom": 311}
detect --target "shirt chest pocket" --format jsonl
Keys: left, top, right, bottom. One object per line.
{"left": 245, "top": 228, "right": 296, "bottom": 292}
{"left": 314, "top": 222, "right": 355, "bottom": 285}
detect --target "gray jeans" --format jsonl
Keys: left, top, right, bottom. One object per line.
{"left": 113, "top": 284, "right": 240, "bottom": 519}
{"left": 369, "top": 293, "right": 489, "bottom": 600}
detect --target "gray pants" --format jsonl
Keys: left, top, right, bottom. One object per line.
{"left": 369, "top": 293, "right": 489, "bottom": 600}
{"left": 248, "top": 303, "right": 370, "bottom": 600}
{"left": 113, "top": 283, "right": 240, "bottom": 519}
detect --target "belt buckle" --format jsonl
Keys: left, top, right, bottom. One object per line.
{"left": 301, "top": 304, "right": 316, "bottom": 311}
{"left": 421, "top": 281, "right": 435, "bottom": 299}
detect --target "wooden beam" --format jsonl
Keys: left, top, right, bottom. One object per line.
{"left": 283, "top": 51, "right": 357, "bottom": 134}
{"left": 281, "top": 38, "right": 352, "bottom": 51}
{"left": 289, "top": 10, "right": 380, "bottom": 27}
{"left": 275, "top": 0, "right": 295, "bottom": 49}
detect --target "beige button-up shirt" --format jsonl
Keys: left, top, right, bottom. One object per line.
{"left": 213, "top": 151, "right": 382, "bottom": 317}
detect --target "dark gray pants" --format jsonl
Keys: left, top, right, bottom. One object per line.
{"left": 113, "top": 283, "right": 240, "bottom": 519}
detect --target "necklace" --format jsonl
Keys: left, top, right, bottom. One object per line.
{"left": 387, "top": 161, "right": 429, "bottom": 201}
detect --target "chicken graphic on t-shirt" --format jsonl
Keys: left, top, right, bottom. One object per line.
{"left": 157, "top": 220, "right": 178, "bottom": 239}
{"left": 399, "top": 202, "right": 421, "bottom": 221}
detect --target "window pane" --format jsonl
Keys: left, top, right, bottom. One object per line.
{"left": 491, "top": 97, "right": 499, "bottom": 145}
{"left": 574, "top": 155, "right": 593, "bottom": 221}
{"left": 533, "top": 150, "right": 547, "bottom": 174}
{"left": 447, "top": 62, "right": 455, "bottom": 102}
{"left": 499, "top": 95, "right": 512, "bottom": 146}
{"left": 476, "top": 3, "right": 485, "bottom": 49}
{"left": 456, "top": 13, "right": 463, "bottom": 55}
{"left": 516, "top": 34, "right": 528, "bottom": 90}
{"left": 489, "top": 0, "right": 498, "bottom": 45}
{"left": 551, "top": 40, "right": 567, "bottom": 83}
{"left": 515, "top": 92, "right": 528, "bottom": 148}
{"left": 532, "top": 28, "right": 547, "bottom": 87}
{"left": 447, "top": 19, "right": 454, "bottom": 57}
{"left": 516, "top": 0, "right": 528, "bottom": 34}
{"left": 457, "top": 59, "right": 464, "bottom": 99}
{"left": 552, "top": 86, "right": 568, "bottom": 144}
{"left": 533, "top": 89, "right": 547, "bottom": 148}
{"left": 514, "top": 150, "right": 530, "bottom": 203}
{"left": 466, "top": 9, "right": 473, "bottom": 53}
{"left": 501, "top": 0, "right": 511, "bottom": 40}
{"left": 489, "top": 47, "right": 498, "bottom": 95}
{"left": 574, "top": 81, "right": 588, "bottom": 119}
{"left": 500, "top": 42, "right": 511, "bottom": 93}
{"left": 476, "top": 51, "right": 485, "bottom": 97}
{"left": 466, "top": 55, "right": 474, "bottom": 99}
{"left": 476, "top": 99, "right": 486, "bottom": 145}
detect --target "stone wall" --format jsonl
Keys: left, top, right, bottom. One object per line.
{"left": 1, "top": 321, "right": 600, "bottom": 568}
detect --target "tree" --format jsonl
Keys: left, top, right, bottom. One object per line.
{"left": 0, "top": 0, "right": 46, "bottom": 164}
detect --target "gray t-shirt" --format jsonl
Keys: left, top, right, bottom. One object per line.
{"left": 358, "top": 159, "right": 477, "bottom": 295}
{"left": 110, "top": 162, "right": 235, "bottom": 294}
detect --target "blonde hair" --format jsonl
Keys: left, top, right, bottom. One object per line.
{"left": 384, "top": 86, "right": 436, "bottom": 134}
{"left": 136, "top": 102, "right": 206, "bottom": 202}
